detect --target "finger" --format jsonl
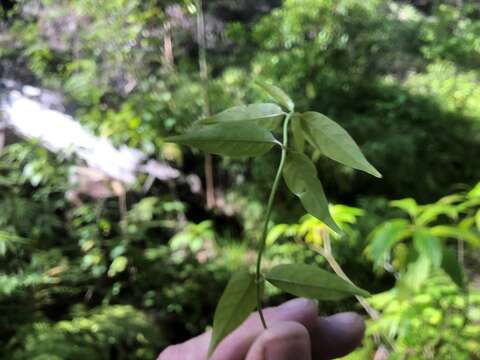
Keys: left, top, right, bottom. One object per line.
{"left": 211, "top": 298, "right": 317, "bottom": 360}
{"left": 158, "top": 298, "right": 317, "bottom": 360}
{"left": 158, "top": 331, "right": 211, "bottom": 360}
{"left": 245, "top": 321, "right": 311, "bottom": 360}
{"left": 310, "top": 312, "right": 365, "bottom": 359}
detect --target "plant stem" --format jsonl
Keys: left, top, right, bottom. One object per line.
{"left": 255, "top": 111, "right": 292, "bottom": 329}
{"left": 313, "top": 231, "right": 397, "bottom": 352}
{"left": 196, "top": 0, "right": 216, "bottom": 208}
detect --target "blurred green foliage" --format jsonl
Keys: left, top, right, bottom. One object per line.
{"left": 346, "top": 276, "right": 480, "bottom": 359}
{"left": 270, "top": 185, "right": 480, "bottom": 358}
{"left": 1, "top": 0, "right": 480, "bottom": 358}
{"left": 11, "top": 305, "right": 160, "bottom": 360}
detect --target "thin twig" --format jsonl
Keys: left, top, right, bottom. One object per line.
{"left": 196, "top": 0, "right": 216, "bottom": 209}
{"left": 312, "top": 229, "right": 397, "bottom": 352}
{"left": 255, "top": 112, "right": 293, "bottom": 329}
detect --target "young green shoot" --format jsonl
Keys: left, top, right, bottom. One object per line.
{"left": 165, "top": 80, "right": 381, "bottom": 357}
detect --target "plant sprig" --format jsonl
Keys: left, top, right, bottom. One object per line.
{"left": 255, "top": 109, "right": 293, "bottom": 328}
{"left": 165, "top": 80, "right": 381, "bottom": 357}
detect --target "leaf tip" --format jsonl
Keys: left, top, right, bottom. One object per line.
{"left": 253, "top": 79, "right": 294, "bottom": 112}
{"left": 323, "top": 213, "right": 343, "bottom": 235}
{"left": 358, "top": 288, "right": 371, "bottom": 298}
{"left": 367, "top": 164, "right": 382, "bottom": 178}
{"left": 329, "top": 222, "right": 343, "bottom": 236}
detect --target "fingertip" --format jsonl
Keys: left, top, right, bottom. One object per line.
{"left": 311, "top": 312, "right": 365, "bottom": 359}
{"left": 327, "top": 312, "right": 365, "bottom": 342}
{"left": 157, "top": 345, "right": 179, "bottom": 360}
{"left": 159, "top": 331, "right": 211, "bottom": 360}
{"left": 278, "top": 298, "right": 317, "bottom": 312}
{"left": 274, "top": 298, "right": 318, "bottom": 331}
{"left": 246, "top": 321, "right": 311, "bottom": 360}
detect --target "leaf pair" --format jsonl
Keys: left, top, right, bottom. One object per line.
{"left": 196, "top": 103, "right": 285, "bottom": 131}
{"left": 208, "top": 264, "right": 369, "bottom": 357}
{"left": 283, "top": 110, "right": 381, "bottom": 234}
{"left": 165, "top": 81, "right": 381, "bottom": 235}
{"left": 164, "top": 80, "right": 295, "bottom": 159}
{"left": 166, "top": 101, "right": 286, "bottom": 158}
{"left": 166, "top": 122, "right": 279, "bottom": 157}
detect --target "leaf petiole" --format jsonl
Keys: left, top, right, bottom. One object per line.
{"left": 255, "top": 110, "right": 293, "bottom": 329}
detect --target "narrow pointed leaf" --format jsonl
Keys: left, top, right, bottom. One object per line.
{"left": 368, "top": 219, "right": 411, "bottom": 268}
{"left": 208, "top": 271, "right": 258, "bottom": 356}
{"left": 430, "top": 225, "right": 480, "bottom": 246}
{"left": 196, "top": 103, "right": 285, "bottom": 131}
{"left": 291, "top": 114, "right": 305, "bottom": 152}
{"left": 266, "top": 263, "right": 370, "bottom": 300}
{"left": 413, "top": 228, "right": 442, "bottom": 268}
{"left": 300, "top": 179, "right": 341, "bottom": 234}
{"left": 301, "top": 112, "right": 381, "bottom": 178}
{"left": 255, "top": 80, "right": 294, "bottom": 111}
{"left": 390, "top": 198, "right": 418, "bottom": 218}
{"left": 441, "top": 248, "right": 466, "bottom": 290}
{"left": 283, "top": 151, "right": 316, "bottom": 193}
{"left": 283, "top": 151, "right": 341, "bottom": 234}
{"left": 165, "top": 123, "right": 279, "bottom": 157}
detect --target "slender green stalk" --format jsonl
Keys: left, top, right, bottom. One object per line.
{"left": 196, "top": 0, "right": 216, "bottom": 208}
{"left": 255, "top": 111, "right": 293, "bottom": 329}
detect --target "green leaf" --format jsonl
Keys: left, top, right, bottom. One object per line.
{"left": 416, "top": 203, "right": 457, "bottom": 226}
{"left": 300, "top": 112, "right": 381, "bottom": 178}
{"left": 266, "top": 224, "right": 290, "bottom": 245}
{"left": 265, "top": 263, "right": 370, "bottom": 300}
{"left": 402, "top": 255, "right": 431, "bottom": 291}
{"left": 441, "top": 247, "right": 466, "bottom": 289}
{"left": 413, "top": 228, "right": 442, "bottom": 268}
{"left": 467, "top": 182, "right": 480, "bottom": 198}
{"left": 330, "top": 205, "right": 364, "bottom": 225}
{"left": 195, "top": 103, "right": 285, "bottom": 131}
{"left": 107, "top": 256, "right": 128, "bottom": 277}
{"left": 458, "top": 198, "right": 480, "bottom": 213}
{"left": 291, "top": 114, "right": 305, "bottom": 152}
{"left": 283, "top": 151, "right": 341, "bottom": 234}
{"left": 208, "top": 271, "right": 258, "bottom": 356}
{"left": 165, "top": 123, "right": 279, "bottom": 157}
{"left": 430, "top": 225, "right": 480, "bottom": 246}
{"left": 368, "top": 219, "right": 411, "bottom": 268}
{"left": 255, "top": 80, "right": 294, "bottom": 111}
{"left": 282, "top": 151, "right": 315, "bottom": 194}
{"left": 390, "top": 198, "right": 418, "bottom": 218}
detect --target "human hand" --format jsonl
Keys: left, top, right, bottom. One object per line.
{"left": 158, "top": 298, "right": 365, "bottom": 360}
